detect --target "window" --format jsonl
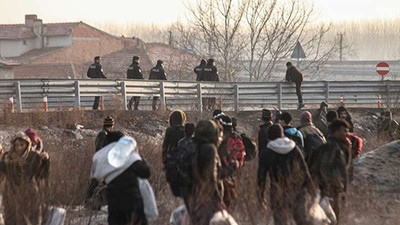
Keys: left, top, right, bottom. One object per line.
{"left": 23, "top": 40, "right": 27, "bottom": 45}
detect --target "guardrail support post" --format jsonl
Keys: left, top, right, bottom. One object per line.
{"left": 160, "top": 82, "right": 166, "bottom": 111}
{"left": 325, "top": 81, "right": 330, "bottom": 103}
{"left": 74, "top": 81, "right": 81, "bottom": 109}
{"left": 197, "top": 83, "right": 202, "bottom": 113}
{"left": 234, "top": 84, "right": 239, "bottom": 113}
{"left": 277, "top": 83, "right": 282, "bottom": 109}
{"left": 15, "top": 81, "right": 22, "bottom": 113}
{"left": 386, "top": 84, "right": 391, "bottom": 109}
{"left": 121, "top": 81, "right": 128, "bottom": 110}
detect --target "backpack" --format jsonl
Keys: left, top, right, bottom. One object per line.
{"left": 165, "top": 140, "right": 197, "bottom": 197}
{"left": 224, "top": 135, "right": 246, "bottom": 167}
{"left": 285, "top": 130, "right": 304, "bottom": 148}
{"left": 304, "top": 133, "right": 325, "bottom": 164}
{"left": 349, "top": 133, "right": 363, "bottom": 158}
{"left": 240, "top": 133, "right": 257, "bottom": 161}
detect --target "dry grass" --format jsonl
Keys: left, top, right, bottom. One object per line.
{"left": 0, "top": 109, "right": 398, "bottom": 225}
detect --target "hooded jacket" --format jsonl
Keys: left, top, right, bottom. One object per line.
{"left": 283, "top": 126, "right": 304, "bottom": 148}
{"left": 149, "top": 64, "right": 167, "bottom": 80}
{"left": 162, "top": 110, "right": 186, "bottom": 164}
{"left": 313, "top": 108, "right": 328, "bottom": 134}
{"left": 257, "top": 137, "right": 311, "bottom": 215}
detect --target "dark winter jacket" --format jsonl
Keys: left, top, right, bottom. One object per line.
{"left": 149, "top": 65, "right": 167, "bottom": 80}
{"left": 378, "top": 118, "right": 399, "bottom": 141}
{"left": 87, "top": 62, "right": 106, "bottom": 79}
{"left": 162, "top": 126, "right": 185, "bottom": 163}
{"left": 95, "top": 128, "right": 108, "bottom": 152}
{"left": 199, "top": 64, "right": 219, "bottom": 82}
{"left": 257, "top": 137, "right": 312, "bottom": 211}
{"left": 318, "top": 137, "right": 352, "bottom": 196}
{"left": 285, "top": 66, "right": 303, "bottom": 84}
{"left": 194, "top": 64, "right": 205, "bottom": 81}
{"left": 127, "top": 62, "right": 144, "bottom": 80}
{"left": 313, "top": 109, "right": 328, "bottom": 135}
{"left": 106, "top": 160, "right": 150, "bottom": 211}
{"left": 258, "top": 121, "right": 273, "bottom": 156}
{"left": 283, "top": 126, "right": 304, "bottom": 148}
{"left": 298, "top": 123, "right": 326, "bottom": 164}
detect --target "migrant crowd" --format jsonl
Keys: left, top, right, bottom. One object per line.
{"left": 86, "top": 102, "right": 400, "bottom": 225}
{"left": 1, "top": 106, "right": 398, "bottom": 225}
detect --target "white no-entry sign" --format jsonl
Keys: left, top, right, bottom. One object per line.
{"left": 376, "top": 62, "right": 390, "bottom": 76}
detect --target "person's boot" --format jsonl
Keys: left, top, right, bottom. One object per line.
{"left": 298, "top": 103, "right": 305, "bottom": 109}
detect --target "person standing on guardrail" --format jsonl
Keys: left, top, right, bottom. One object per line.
{"left": 87, "top": 56, "right": 106, "bottom": 110}
{"left": 127, "top": 56, "right": 144, "bottom": 110}
{"left": 199, "top": 59, "right": 219, "bottom": 111}
{"left": 285, "top": 62, "right": 304, "bottom": 109}
{"left": 149, "top": 60, "right": 167, "bottom": 110}
{"left": 194, "top": 59, "right": 207, "bottom": 81}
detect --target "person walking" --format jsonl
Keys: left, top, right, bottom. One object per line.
{"left": 199, "top": 59, "right": 219, "bottom": 111}
{"left": 279, "top": 111, "right": 304, "bottom": 148}
{"left": 186, "top": 120, "right": 225, "bottom": 225}
{"left": 194, "top": 59, "right": 207, "bottom": 81}
{"left": 257, "top": 124, "right": 312, "bottom": 225}
{"left": 149, "top": 60, "right": 167, "bottom": 110}
{"left": 318, "top": 120, "right": 352, "bottom": 224}
{"left": 337, "top": 106, "right": 354, "bottom": 133}
{"left": 162, "top": 110, "right": 186, "bottom": 164}
{"left": 127, "top": 56, "right": 144, "bottom": 110}
{"left": 87, "top": 56, "right": 106, "bottom": 110}
{"left": 313, "top": 101, "right": 329, "bottom": 134}
{"left": 285, "top": 62, "right": 304, "bottom": 109}
{"left": 258, "top": 109, "right": 274, "bottom": 156}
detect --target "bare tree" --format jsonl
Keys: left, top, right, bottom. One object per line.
{"left": 186, "top": 0, "right": 248, "bottom": 81}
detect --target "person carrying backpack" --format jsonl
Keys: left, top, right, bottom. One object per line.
{"left": 217, "top": 115, "right": 246, "bottom": 208}
{"left": 162, "top": 110, "right": 186, "bottom": 164}
{"left": 279, "top": 112, "right": 304, "bottom": 148}
{"left": 298, "top": 111, "right": 326, "bottom": 161}
{"left": 165, "top": 123, "right": 197, "bottom": 198}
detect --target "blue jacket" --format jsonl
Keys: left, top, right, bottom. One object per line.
{"left": 283, "top": 126, "right": 304, "bottom": 148}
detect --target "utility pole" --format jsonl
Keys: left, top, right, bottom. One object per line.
{"left": 168, "top": 30, "right": 173, "bottom": 48}
{"left": 338, "top": 33, "right": 344, "bottom": 61}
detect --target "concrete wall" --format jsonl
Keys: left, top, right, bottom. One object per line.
{"left": 0, "top": 67, "right": 14, "bottom": 79}
{"left": 45, "top": 35, "right": 72, "bottom": 48}
{"left": 0, "top": 39, "right": 36, "bottom": 57}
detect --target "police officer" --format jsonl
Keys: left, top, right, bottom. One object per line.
{"left": 200, "top": 59, "right": 219, "bottom": 110}
{"left": 285, "top": 62, "right": 304, "bottom": 109}
{"left": 87, "top": 56, "right": 106, "bottom": 110}
{"left": 127, "top": 56, "right": 143, "bottom": 110}
{"left": 194, "top": 59, "right": 206, "bottom": 81}
{"left": 149, "top": 60, "right": 167, "bottom": 110}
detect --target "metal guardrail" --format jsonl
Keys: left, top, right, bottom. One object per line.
{"left": 0, "top": 79, "right": 398, "bottom": 112}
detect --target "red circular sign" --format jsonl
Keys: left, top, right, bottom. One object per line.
{"left": 376, "top": 62, "right": 390, "bottom": 76}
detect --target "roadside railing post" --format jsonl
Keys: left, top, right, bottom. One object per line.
{"left": 234, "top": 84, "right": 239, "bottom": 113}
{"left": 15, "top": 81, "right": 22, "bottom": 112}
{"left": 160, "top": 81, "right": 166, "bottom": 110}
{"left": 197, "top": 83, "right": 202, "bottom": 113}
{"left": 325, "top": 81, "right": 330, "bottom": 103}
{"left": 74, "top": 80, "right": 81, "bottom": 109}
{"left": 121, "top": 81, "right": 128, "bottom": 110}
{"left": 277, "top": 83, "right": 282, "bottom": 109}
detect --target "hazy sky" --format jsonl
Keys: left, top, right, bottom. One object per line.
{"left": 0, "top": 0, "right": 399, "bottom": 25}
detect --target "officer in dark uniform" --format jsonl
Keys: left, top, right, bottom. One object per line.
{"left": 87, "top": 56, "right": 106, "bottom": 110}
{"left": 285, "top": 62, "right": 304, "bottom": 109}
{"left": 200, "top": 58, "right": 219, "bottom": 110}
{"left": 194, "top": 59, "right": 206, "bottom": 81}
{"left": 149, "top": 60, "right": 167, "bottom": 110}
{"left": 127, "top": 56, "right": 143, "bottom": 110}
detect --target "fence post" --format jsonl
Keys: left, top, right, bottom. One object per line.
{"left": 197, "top": 83, "right": 202, "bottom": 113}
{"left": 121, "top": 81, "right": 128, "bottom": 110}
{"left": 234, "top": 84, "right": 239, "bottom": 113}
{"left": 15, "top": 81, "right": 22, "bottom": 112}
{"left": 160, "top": 81, "right": 166, "bottom": 111}
{"left": 74, "top": 81, "right": 81, "bottom": 109}
{"left": 325, "top": 81, "right": 330, "bottom": 103}
{"left": 277, "top": 83, "right": 282, "bottom": 109}
{"left": 386, "top": 84, "right": 391, "bottom": 109}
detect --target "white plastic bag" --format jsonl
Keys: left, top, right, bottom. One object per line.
{"left": 45, "top": 207, "right": 66, "bottom": 225}
{"left": 209, "top": 210, "right": 238, "bottom": 225}
{"left": 91, "top": 136, "right": 141, "bottom": 183}
{"left": 170, "top": 205, "right": 187, "bottom": 225}
{"left": 138, "top": 178, "right": 159, "bottom": 221}
{"left": 320, "top": 197, "right": 337, "bottom": 225}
